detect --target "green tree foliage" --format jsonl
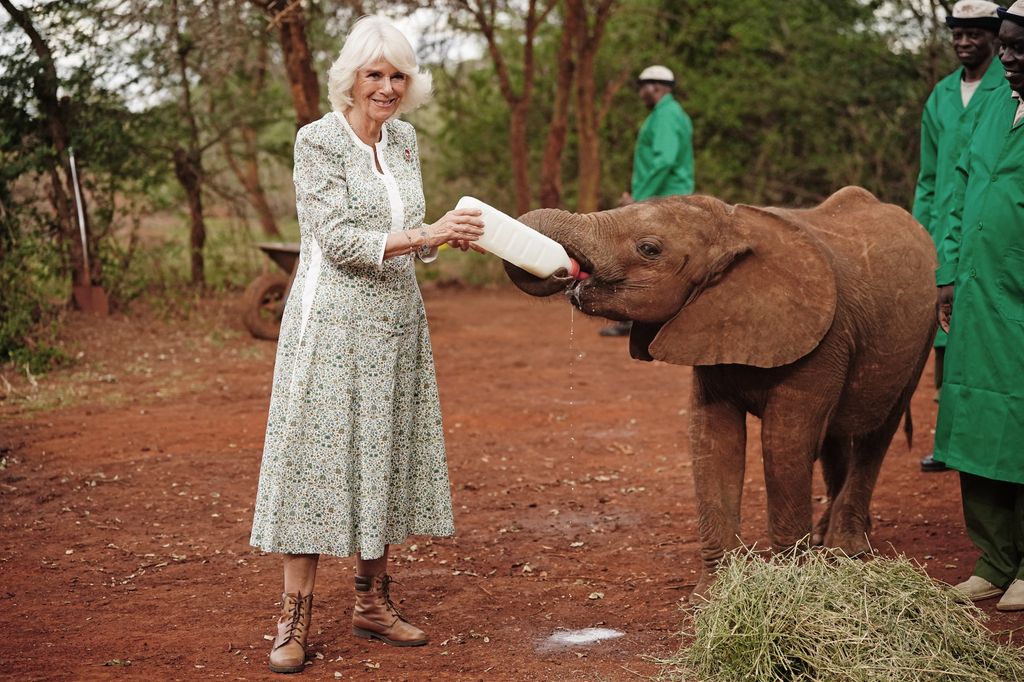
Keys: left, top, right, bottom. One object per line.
{"left": 0, "top": 0, "right": 967, "bottom": 367}
{"left": 429, "top": 0, "right": 939, "bottom": 212}
{"left": 0, "top": 0, "right": 163, "bottom": 367}
{"left": 664, "top": 0, "right": 929, "bottom": 206}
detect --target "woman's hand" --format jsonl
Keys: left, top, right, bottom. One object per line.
{"left": 937, "top": 284, "right": 954, "bottom": 333}
{"left": 424, "top": 209, "right": 485, "bottom": 249}
{"left": 449, "top": 239, "right": 487, "bottom": 253}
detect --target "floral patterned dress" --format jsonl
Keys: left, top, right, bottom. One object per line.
{"left": 250, "top": 112, "right": 454, "bottom": 559}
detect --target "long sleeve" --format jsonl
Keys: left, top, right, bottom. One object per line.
{"left": 912, "top": 91, "right": 939, "bottom": 232}
{"left": 935, "top": 149, "right": 969, "bottom": 286}
{"left": 293, "top": 128, "right": 388, "bottom": 269}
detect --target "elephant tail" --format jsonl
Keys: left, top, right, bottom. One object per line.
{"left": 903, "top": 405, "right": 913, "bottom": 450}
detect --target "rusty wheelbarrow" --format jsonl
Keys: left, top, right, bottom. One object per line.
{"left": 242, "top": 242, "right": 300, "bottom": 341}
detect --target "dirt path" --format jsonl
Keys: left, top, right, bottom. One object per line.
{"left": 1, "top": 286, "right": 1021, "bottom": 681}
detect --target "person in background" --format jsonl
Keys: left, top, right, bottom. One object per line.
{"left": 600, "top": 64, "right": 694, "bottom": 337}
{"left": 249, "top": 16, "right": 484, "bottom": 674}
{"left": 935, "top": 0, "right": 1024, "bottom": 611}
{"left": 913, "top": 0, "right": 1004, "bottom": 473}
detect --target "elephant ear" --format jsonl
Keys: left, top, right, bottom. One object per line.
{"left": 648, "top": 205, "right": 837, "bottom": 368}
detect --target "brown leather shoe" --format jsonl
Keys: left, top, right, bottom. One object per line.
{"left": 352, "top": 574, "right": 428, "bottom": 646}
{"left": 269, "top": 592, "right": 313, "bottom": 673}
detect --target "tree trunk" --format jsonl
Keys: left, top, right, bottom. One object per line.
{"left": 509, "top": 100, "right": 532, "bottom": 216}
{"left": 570, "top": 0, "right": 616, "bottom": 213}
{"left": 220, "top": 39, "right": 280, "bottom": 236}
{"left": 170, "top": 0, "right": 207, "bottom": 287}
{"left": 174, "top": 147, "right": 206, "bottom": 286}
{"left": 539, "top": 5, "right": 577, "bottom": 209}
{"left": 223, "top": 126, "right": 281, "bottom": 236}
{"left": 458, "top": 0, "right": 556, "bottom": 215}
{"left": 574, "top": 46, "right": 601, "bottom": 212}
{"left": 1, "top": 0, "right": 92, "bottom": 290}
{"left": 255, "top": 0, "right": 322, "bottom": 127}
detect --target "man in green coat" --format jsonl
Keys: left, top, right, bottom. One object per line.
{"left": 934, "top": 0, "right": 1024, "bottom": 611}
{"left": 913, "top": 0, "right": 1004, "bottom": 472}
{"left": 601, "top": 64, "right": 694, "bottom": 337}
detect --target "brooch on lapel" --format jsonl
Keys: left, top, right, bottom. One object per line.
{"left": 404, "top": 148, "right": 412, "bottom": 162}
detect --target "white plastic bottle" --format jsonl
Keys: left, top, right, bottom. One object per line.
{"left": 455, "top": 196, "right": 583, "bottom": 279}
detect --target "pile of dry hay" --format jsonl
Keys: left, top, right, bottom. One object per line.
{"left": 658, "top": 548, "right": 1024, "bottom": 681}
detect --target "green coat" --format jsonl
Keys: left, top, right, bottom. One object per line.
{"left": 912, "top": 59, "right": 1005, "bottom": 347}
{"left": 934, "top": 85, "right": 1024, "bottom": 485}
{"left": 631, "top": 96, "right": 694, "bottom": 200}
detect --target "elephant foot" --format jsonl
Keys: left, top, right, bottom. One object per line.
{"left": 689, "top": 570, "right": 716, "bottom": 604}
{"left": 824, "top": 530, "right": 871, "bottom": 557}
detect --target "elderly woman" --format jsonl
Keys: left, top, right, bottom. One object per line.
{"left": 250, "top": 16, "right": 484, "bottom": 674}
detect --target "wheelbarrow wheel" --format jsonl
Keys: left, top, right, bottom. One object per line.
{"left": 243, "top": 272, "right": 290, "bottom": 340}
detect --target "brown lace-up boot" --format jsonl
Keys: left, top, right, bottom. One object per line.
{"left": 269, "top": 592, "right": 313, "bottom": 673}
{"left": 352, "top": 574, "right": 428, "bottom": 646}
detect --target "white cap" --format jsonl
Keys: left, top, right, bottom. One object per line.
{"left": 953, "top": 0, "right": 1000, "bottom": 18}
{"left": 638, "top": 65, "right": 674, "bottom": 85}
{"left": 999, "top": 0, "right": 1024, "bottom": 23}
{"left": 946, "top": 0, "right": 1002, "bottom": 29}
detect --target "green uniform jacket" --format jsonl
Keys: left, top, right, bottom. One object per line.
{"left": 912, "top": 59, "right": 1005, "bottom": 348}
{"left": 934, "top": 85, "right": 1024, "bottom": 484}
{"left": 631, "top": 96, "right": 694, "bottom": 200}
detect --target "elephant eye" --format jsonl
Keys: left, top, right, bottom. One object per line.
{"left": 637, "top": 241, "right": 662, "bottom": 259}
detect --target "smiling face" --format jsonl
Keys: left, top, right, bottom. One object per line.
{"left": 1000, "top": 20, "right": 1024, "bottom": 95}
{"left": 351, "top": 59, "right": 407, "bottom": 126}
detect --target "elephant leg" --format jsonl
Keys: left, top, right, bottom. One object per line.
{"left": 688, "top": 390, "right": 747, "bottom": 603}
{"left": 760, "top": 404, "right": 824, "bottom": 552}
{"left": 812, "top": 435, "right": 851, "bottom": 546}
{"left": 824, "top": 407, "right": 904, "bottom": 555}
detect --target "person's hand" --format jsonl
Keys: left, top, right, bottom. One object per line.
{"left": 424, "top": 209, "right": 484, "bottom": 248}
{"left": 937, "top": 284, "right": 954, "bottom": 333}
{"left": 450, "top": 239, "right": 487, "bottom": 253}
{"left": 619, "top": 192, "right": 634, "bottom": 207}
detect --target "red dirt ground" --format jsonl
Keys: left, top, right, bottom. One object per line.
{"left": 1, "top": 285, "right": 1022, "bottom": 681}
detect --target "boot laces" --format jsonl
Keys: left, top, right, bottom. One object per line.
{"left": 275, "top": 595, "right": 308, "bottom": 649}
{"left": 379, "top": 575, "right": 407, "bottom": 621}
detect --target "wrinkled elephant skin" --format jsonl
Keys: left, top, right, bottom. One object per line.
{"left": 504, "top": 186, "right": 938, "bottom": 601}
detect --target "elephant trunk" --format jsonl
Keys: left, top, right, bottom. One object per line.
{"left": 503, "top": 208, "right": 591, "bottom": 297}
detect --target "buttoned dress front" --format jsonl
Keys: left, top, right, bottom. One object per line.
{"left": 912, "top": 58, "right": 1005, "bottom": 347}
{"left": 934, "top": 85, "right": 1024, "bottom": 486}
{"left": 250, "top": 112, "right": 454, "bottom": 560}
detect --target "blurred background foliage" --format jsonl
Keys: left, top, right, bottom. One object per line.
{"left": 1, "top": 0, "right": 956, "bottom": 370}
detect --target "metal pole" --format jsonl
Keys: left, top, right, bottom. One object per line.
{"left": 68, "top": 146, "right": 90, "bottom": 282}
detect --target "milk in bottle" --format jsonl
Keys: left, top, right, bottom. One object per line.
{"left": 454, "top": 196, "right": 584, "bottom": 279}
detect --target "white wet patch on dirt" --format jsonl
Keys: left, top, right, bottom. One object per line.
{"left": 539, "top": 627, "right": 626, "bottom": 652}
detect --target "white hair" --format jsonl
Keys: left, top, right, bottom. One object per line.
{"left": 327, "top": 15, "right": 433, "bottom": 116}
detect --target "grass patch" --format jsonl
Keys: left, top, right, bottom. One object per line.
{"left": 658, "top": 547, "right": 1024, "bottom": 682}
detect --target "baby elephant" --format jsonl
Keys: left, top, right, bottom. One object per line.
{"left": 504, "top": 186, "right": 937, "bottom": 600}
